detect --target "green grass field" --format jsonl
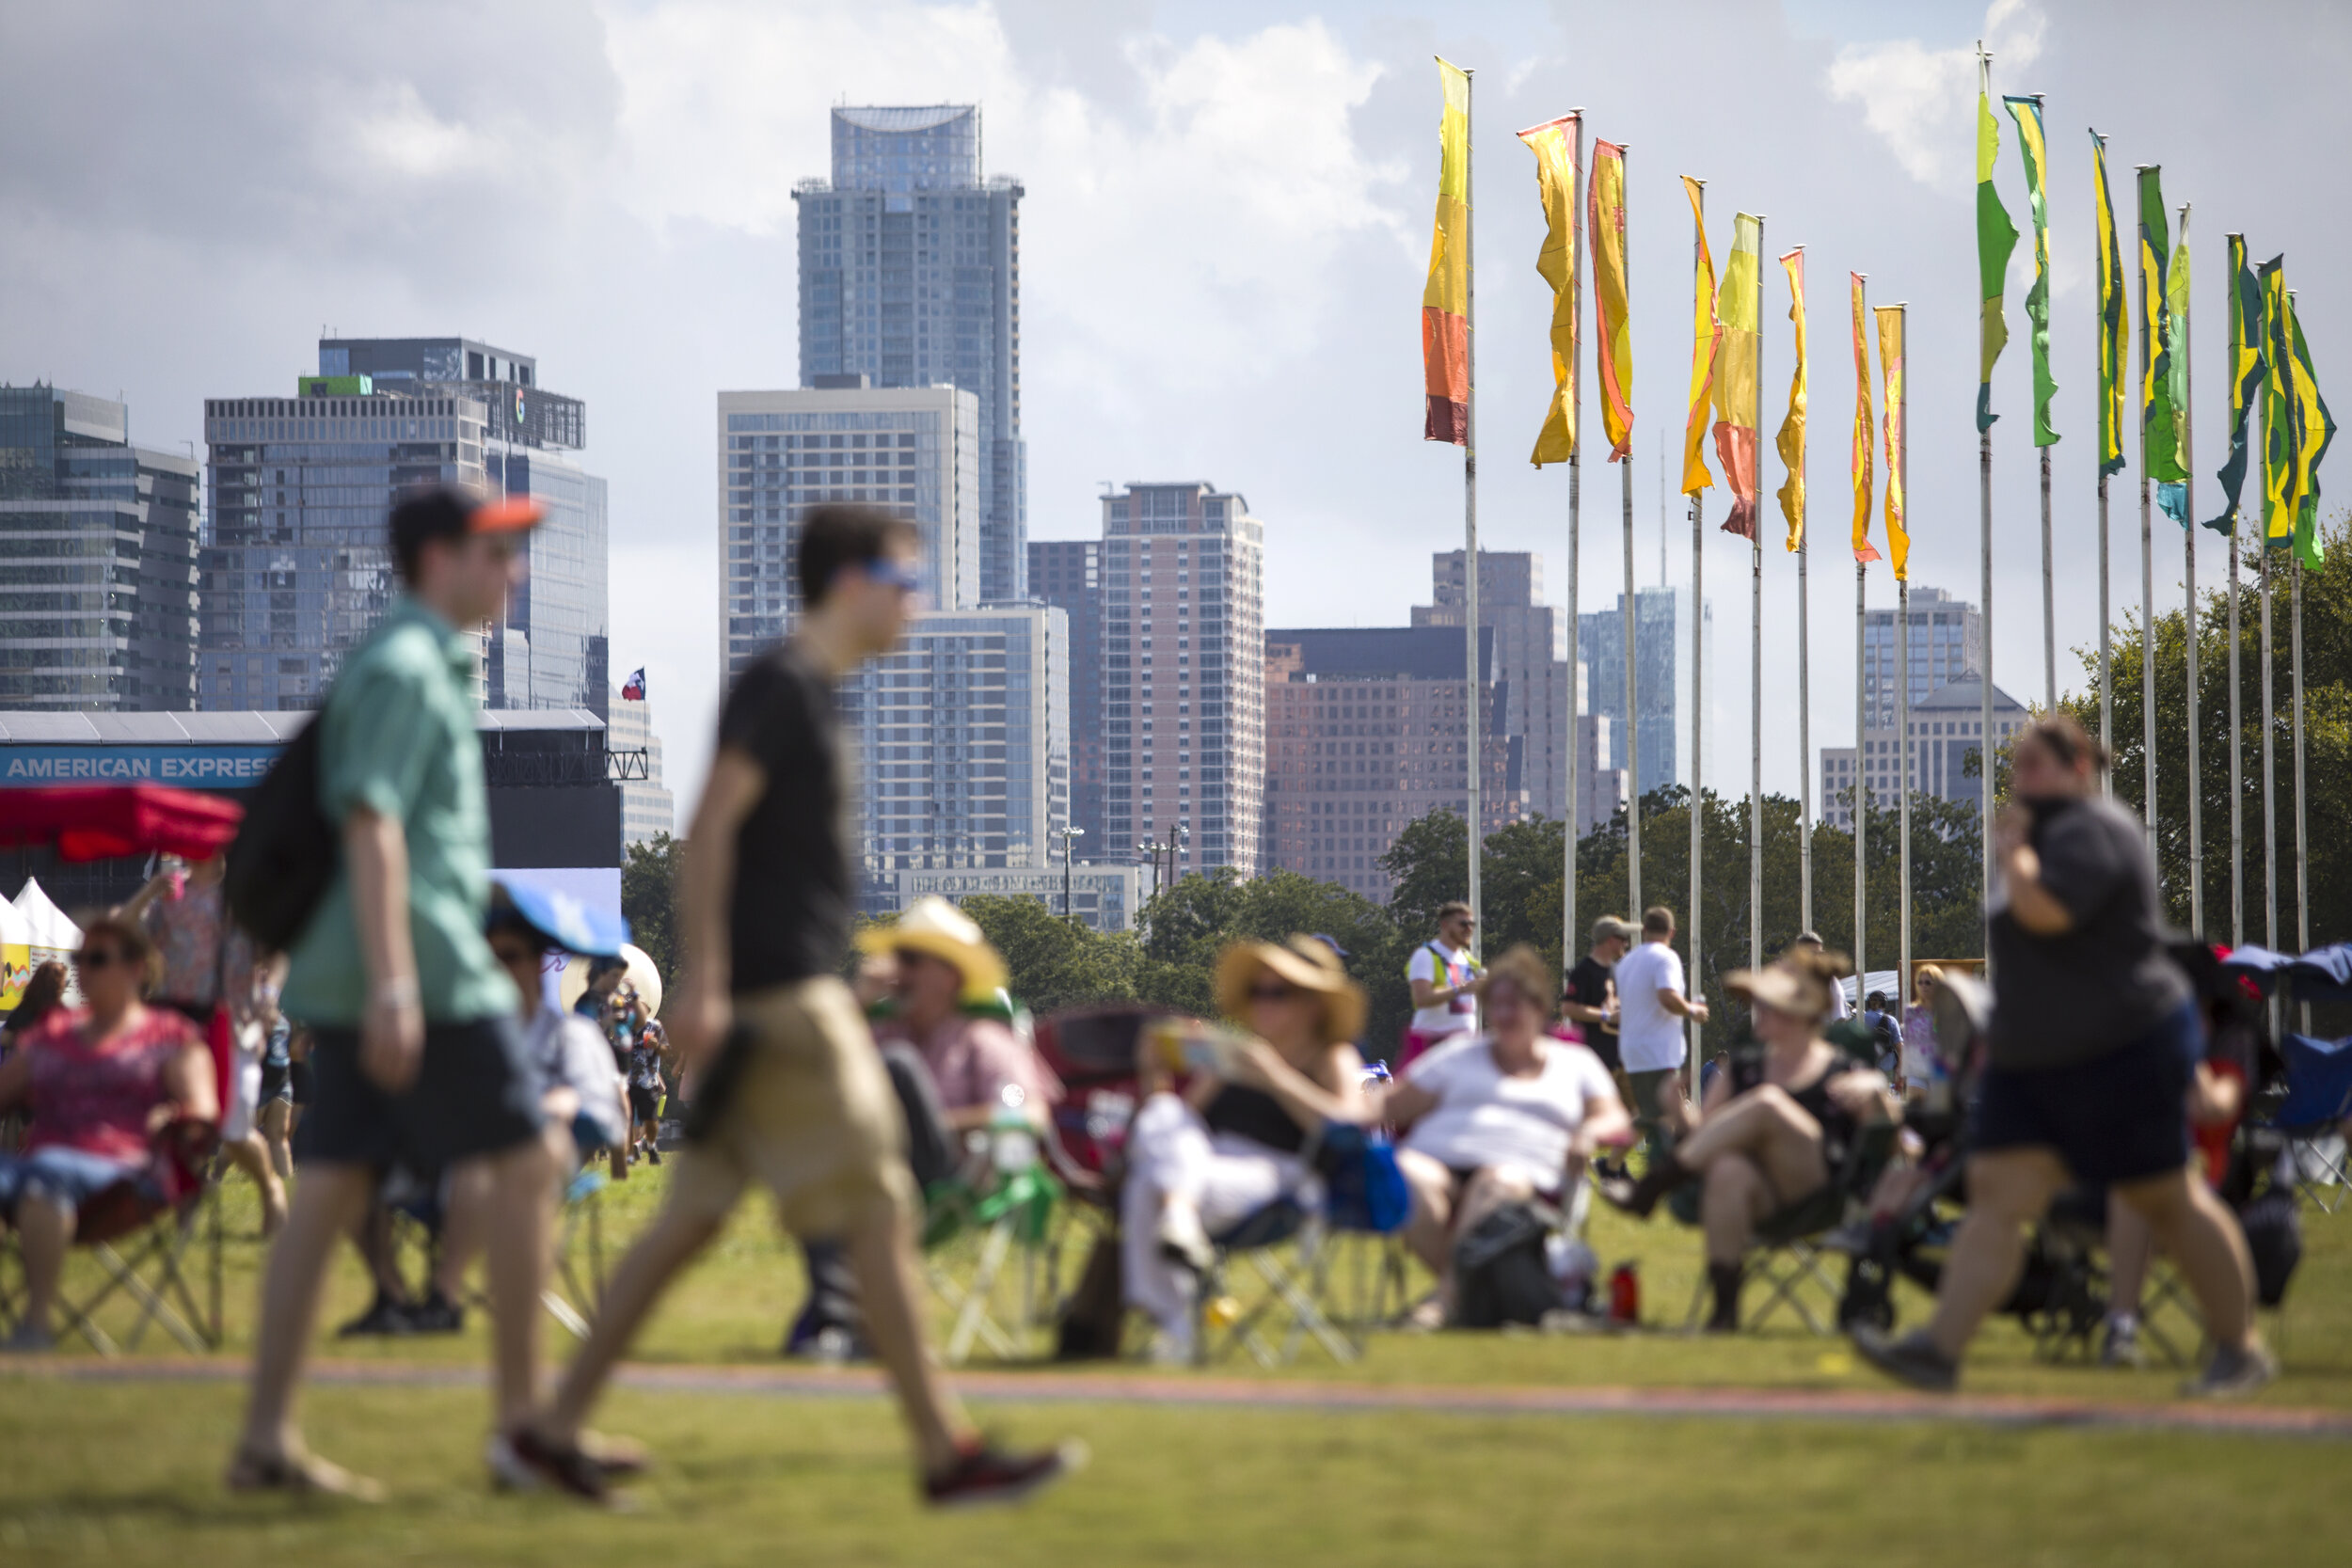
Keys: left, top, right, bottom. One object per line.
{"left": 3, "top": 1164, "right": 2347, "bottom": 1566}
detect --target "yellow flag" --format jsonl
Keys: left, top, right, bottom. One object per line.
{"left": 1712, "top": 213, "right": 1763, "bottom": 538}
{"left": 1590, "top": 142, "right": 1633, "bottom": 460}
{"left": 1680, "top": 177, "right": 1719, "bottom": 495}
{"left": 1876, "top": 304, "right": 1908, "bottom": 580}
{"left": 1421, "top": 58, "right": 1470, "bottom": 444}
{"left": 1518, "top": 113, "right": 1581, "bottom": 467}
{"left": 1776, "top": 249, "right": 1807, "bottom": 551}
{"left": 1850, "top": 274, "right": 1878, "bottom": 564}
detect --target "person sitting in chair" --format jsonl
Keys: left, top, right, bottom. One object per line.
{"left": 1122, "top": 936, "right": 1373, "bottom": 1362}
{"left": 1601, "top": 947, "right": 1899, "bottom": 1331}
{"left": 0, "top": 913, "right": 218, "bottom": 1353}
{"left": 1386, "top": 945, "right": 1631, "bottom": 1327}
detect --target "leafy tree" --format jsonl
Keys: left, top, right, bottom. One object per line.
{"left": 620, "top": 832, "right": 685, "bottom": 985}
{"left": 954, "top": 895, "right": 1152, "bottom": 1015}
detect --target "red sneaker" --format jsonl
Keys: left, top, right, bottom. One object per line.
{"left": 921, "top": 1439, "right": 1087, "bottom": 1510}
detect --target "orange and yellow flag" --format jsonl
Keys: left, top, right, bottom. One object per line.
{"left": 1422, "top": 57, "right": 1470, "bottom": 444}
{"left": 1518, "top": 113, "right": 1581, "bottom": 467}
{"left": 1850, "top": 274, "right": 1879, "bottom": 564}
{"left": 1876, "top": 304, "right": 1909, "bottom": 580}
{"left": 1775, "top": 250, "right": 1807, "bottom": 552}
{"left": 1712, "top": 213, "right": 1763, "bottom": 538}
{"left": 1679, "top": 177, "right": 1719, "bottom": 495}
{"left": 1589, "top": 141, "right": 1633, "bottom": 460}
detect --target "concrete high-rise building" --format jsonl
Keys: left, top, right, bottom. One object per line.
{"left": 606, "top": 689, "right": 675, "bottom": 849}
{"left": 841, "top": 605, "right": 1069, "bottom": 907}
{"left": 1027, "top": 538, "right": 1104, "bottom": 850}
{"left": 1820, "top": 675, "right": 2026, "bottom": 832}
{"left": 1100, "top": 482, "right": 1265, "bottom": 877}
{"left": 200, "top": 337, "right": 607, "bottom": 714}
{"left": 794, "top": 105, "right": 1025, "bottom": 603}
{"left": 716, "top": 383, "right": 979, "bottom": 685}
{"left": 0, "top": 385, "right": 199, "bottom": 711}
{"left": 1861, "top": 585, "right": 1985, "bottom": 732}
{"left": 1260, "top": 627, "right": 1514, "bottom": 904}
{"left": 1579, "top": 585, "right": 1710, "bottom": 798}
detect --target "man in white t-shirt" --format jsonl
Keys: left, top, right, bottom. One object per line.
{"left": 1399, "top": 900, "right": 1485, "bottom": 1068}
{"left": 1611, "top": 906, "right": 1708, "bottom": 1155}
{"left": 1791, "top": 931, "right": 1851, "bottom": 1020}
{"left": 1385, "top": 946, "right": 1630, "bottom": 1324}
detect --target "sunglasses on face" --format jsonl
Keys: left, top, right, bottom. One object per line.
{"left": 1247, "top": 982, "right": 1300, "bottom": 1004}
{"left": 75, "top": 948, "right": 125, "bottom": 971}
{"left": 490, "top": 942, "right": 537, "bottom": 967}
{"left": 862, "top": 558, "right": 923, "bottom": 594}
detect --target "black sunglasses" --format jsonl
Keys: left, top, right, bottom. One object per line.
{"left": 75, "top": 947, "right": 125, "bottom": 970}
{"left": 1247, "top": 982, "right": 1300, "bottom": 1003}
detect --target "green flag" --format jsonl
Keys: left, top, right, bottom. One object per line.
{"left": 1976, "top": 83, "right": 2018, "bottom": 434}
{"left": 2203, "top": 233, "right": 2265, "bottom": 536}
{"left": 2260, "top": 255, "right": 2296, "bottom": 551}
{"left": 2287, "top": 294, "right": 2336, "bottom": 569}
{"left": 2003, "top": 95, "right": 2057, "bottom": 447}
{"left": 2091, "top": 132, "right": 2128, "bottom": 477}
{"left": 2158, "top": 208, "right": 2192, "bottom": 524}
{"left": 2137, "top": 166, "right": 2185, "bottom": 487}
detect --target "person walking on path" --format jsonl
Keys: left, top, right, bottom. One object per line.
{"left": 514, "top": 504, "right": 1080, "bottom": 1508}
{"left": 1851, "top": 714, "right": 2274, "bottom": 1398}
{"left": 230, "top": 487, "right": 563, "bottom": 1499}
{"left": 1401, "top": 901, "right": 1485, "bottom": 1069}
{"left": 1612, "top": 907, "right": 1708, "bottom": 1160}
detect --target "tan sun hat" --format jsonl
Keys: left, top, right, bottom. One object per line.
{"left": 1214, "top": 934, "right": 1367, "bottom": 1046}
{"left": 854, "top": 896, "right": 1007, "bottom": 1004}
{"left": 1725, "top": 959, "right": 1832, "bottom": 1022}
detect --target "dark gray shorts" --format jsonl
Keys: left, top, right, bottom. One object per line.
{"left": 295, "top": 1017, "right": 542, "bottom": 1177}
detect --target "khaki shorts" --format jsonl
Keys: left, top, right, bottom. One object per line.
{"left": 666, "top": 976, "right": 914, "bottom": 1239}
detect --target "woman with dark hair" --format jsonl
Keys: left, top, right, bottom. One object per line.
{"left": 0, "top": 914, "right": 217, "bottom": 1351}
{"left": 5, "top": 962, "right": 71, "bottom": 1049}
{"left": 1851, "top": 714, "right": 2274, "bottom": 1397}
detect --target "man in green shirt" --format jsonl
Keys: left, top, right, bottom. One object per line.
{"left": 230, "top": 488, "right": 567, "bottom": 1500}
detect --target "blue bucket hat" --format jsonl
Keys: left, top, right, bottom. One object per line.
{"left": 490, "top": 878, "right": 630, "bottom": 958}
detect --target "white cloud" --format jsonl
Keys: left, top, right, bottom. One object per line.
{"left": 1825, "top": 0, "right": 2044, "bottom": 188}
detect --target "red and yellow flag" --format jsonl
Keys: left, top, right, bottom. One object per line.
{"left": 1422, "top": 57, "right": 1471, "bottom": 445}
{"left": 1775, "top": 248, "right": 1807, "bottom": 551}
{"left": 1589, "top": 141, "right": 1633, "bottom": 460}
{"left": 1679, "top": 177, "right": 1719, "bottom": 496}
{"left": 1712, "top": 213, "right": 1763, "bottom": 538}
{"left": 1876, "top": 304, "right": 1909, "bottom": 580}
{"left": 1850, "top": 273, "right": 1879, "bottom": 564}
{"left": 1518, "top": 113, "right": 1580, "bottom": 467}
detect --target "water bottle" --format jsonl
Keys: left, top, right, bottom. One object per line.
{"left": 1608, "top": 1262, "right": 1641, "bottom": 1325}
{"left": 990, "top": 1083, "right": 1037, "bottom": 1175}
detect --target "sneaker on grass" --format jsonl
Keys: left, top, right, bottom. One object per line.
{"left": 923, "top": 1439, "right": 1088, "bottom": 1510}
{"left": 2184, "top": 1341, "right": 2278, "bottom": 1400}
{"left": 1849, "top": 1326, "right": 1959, "bottom": 1392}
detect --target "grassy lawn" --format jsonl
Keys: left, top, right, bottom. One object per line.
{"left": 2, "top": 1164, "right": 2347, "bottom": 1565}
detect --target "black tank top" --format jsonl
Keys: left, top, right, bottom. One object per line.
{"left": 1203, "top": 1085, "right": 1307, "bottom": 1155}
{"left": 1786, "top": 1064, "right": 1858, "bottom": 1169}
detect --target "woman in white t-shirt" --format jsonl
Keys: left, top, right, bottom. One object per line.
{"left": 1385, "top": 945, "right": 1632, "bottom": 1325}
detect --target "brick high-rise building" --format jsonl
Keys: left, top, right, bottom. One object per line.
{"left": 1099, "top": 482, "right": 1264, "bottom": 876}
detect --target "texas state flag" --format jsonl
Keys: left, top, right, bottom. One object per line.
{"left": 621, "top": 667, "right": 646, "bottom": 701}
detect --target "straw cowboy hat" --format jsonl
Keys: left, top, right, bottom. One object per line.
{"left": 1215, "top": 934, "right": 1368, "bottom": 1046}
{"left": 1724, "top": 958, "right": 1834, "bottom": 1022}
{"left": 856, "top": 896, "right": 1007, "bottom": 1004}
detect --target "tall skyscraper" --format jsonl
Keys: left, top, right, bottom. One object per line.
{"left": 1027, "top": 538, "right": 1104, "bottom": 850}
{"left": 716, "top": 382, "right": 978, "bottom": 686}
{"left": 840, "top": 604, "right": 1069, "bottom": 896}
{"left": 0, "top": 385, "right": 199, "bottom": 711}
{"left": 607, "top": 688, "right": 675, "bottom": 849}
{"left": 794, "top": 105, "right": 1025, "bottom": 603}
{"left": 199, "top": 338, "right": 607, "bottom": 714}
{"left": 1820, "top": 675, "right": 2026, "bottom": 832}
{"left": 1861, "top": 584, "right": 1984, "bottom": 732}
{"left": 1579, "top": 586, "right": 1708, "bottom": 797}
{"left": 1100, "top": 482, "right": 1265, "bottom": 877}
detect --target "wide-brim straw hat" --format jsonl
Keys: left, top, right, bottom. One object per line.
{"left": 855, "top": 896, "right": 1007, "bottom": 1004}
{"left": 1214, "top": 934, "right": 1368, "bottom": 1046}
{"left": 1725, "top": 960, "right": 1832, "bottom": 1023}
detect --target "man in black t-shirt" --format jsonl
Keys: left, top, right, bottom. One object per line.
{"left": 518, "top": 506, "right": 1080, "bottom": 1508}
{"left": 1561, "top": 915, "right": 1630, "bottom": 1071}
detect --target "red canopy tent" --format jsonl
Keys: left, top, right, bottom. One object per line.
{"left": 0, "top": 784, "right": 244, "bottom": 863}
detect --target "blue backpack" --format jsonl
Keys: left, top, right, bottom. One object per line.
{"left": 1317, "top": 1121, "right": 1410, "bottom": 1233}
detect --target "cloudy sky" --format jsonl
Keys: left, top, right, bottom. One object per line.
{"left": 6, "top": 0, "right": 2344, "bottom": 811}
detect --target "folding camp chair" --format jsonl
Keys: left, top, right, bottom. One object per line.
{"left": 1684, "top": 1122, "right": 1899, "bottom": 1336}
{"left": 923, "top": 1160, "right": 1063, "bottom": 1364}
{"left": 1195, "top": 1196, "right": 1358, "bottom": 1368}
{"left": 2262, "top": 1034, "right": 2352, "bottom": 1214}
{"left": 544, "top": 1168, "right": 611, "bottom": 1340}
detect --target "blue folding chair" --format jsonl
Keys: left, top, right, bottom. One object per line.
{"left": 2264, "top": 1034, "right": 2352, "bottom": 1214}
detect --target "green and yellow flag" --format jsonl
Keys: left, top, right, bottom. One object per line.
{"left": 1975, "top": 72, "right": 2017, "bottom": 434}
{"left": 2204, "top": 233, "right": 2267, "bottom": 536}
{"left": 1518, "top": 113, "right": 1581, "bottom": 467}
{"left": 2002, "top": 95, "right": 2057, "bottom": 447}
{"left": 1850, "top": 273, "right": 1878, "bottom": 564}
{"left": 1776, "top": 249, "right": 1807, "bottom": 552}
{"left": 2091, "top": 132, "right": 2128, "bottom": 478}
{"left": 2137, "top": 166, "right": 2186, "bottom": 501}
{"left": 2287, "top": 293, "right": 2336, "bottom": 570}
{"left": 1713, "top": 213, "right": 1763, "bottom": 539}
{"left": 2158, "top": 208, "right": 2193, "bottom": 524}
{"left": 1591, "top": 141, "right": 1634, "bottom": 461}
{"left": 1422, "top": 57, "right": 1470, "bottom": 445}
{"left": 1679, "top": 177, "right": 1719, "bottom": 496}
{"left": 2260, "top": 256, "right": 2296, "bottom": 549}
{"left": 1878, "top": 304, "right": 1908, "bottom": 580}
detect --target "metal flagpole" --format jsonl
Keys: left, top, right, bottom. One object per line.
{"left": 2294, "top": 552, "right": 2309, "bottom": 1030}
{"left": 2227, "top": 231, "right": 2246, "bottom": 949}
{"left": 2135, "top": 166, "right": 2158, "bottom": 863}
{"left": 2037, "top": 102, "right": 2055, "bottom": 718}
{"left": 2182, "top": 205, "right": 2201, "bottom": 938}
{"left": 1897, "top": 302, "right": 1912, "bottom": 1022}
{"left": 1689, "top": 181, "right": 1706, "bottom": 1099}
{"left": 1623, "top": 146, "right": 1641, "bottom": 919}
{"left": 1563, "top": 110, "right": 1585, "bottom": 976}
{"left": 1463, "top": 69, "right": 1483, "bottom": 965}
{"left": 2261, "top": 515, "right": 2277, "bottom": 949}
{"left": 1751, "top": 214, "right": 1766, "bottom": 973}
{"left": 1853, "top": 273, "right": 1867, "bottom": 1005}
{"left": 1796, "top": 247, "right": 1814, "bottom": 939}
{"left": 1979, "top": 354, "right": 1996, "bottom": 950}
{"left": 2096, "top": 137, "right": 2115, "bottom": 798}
